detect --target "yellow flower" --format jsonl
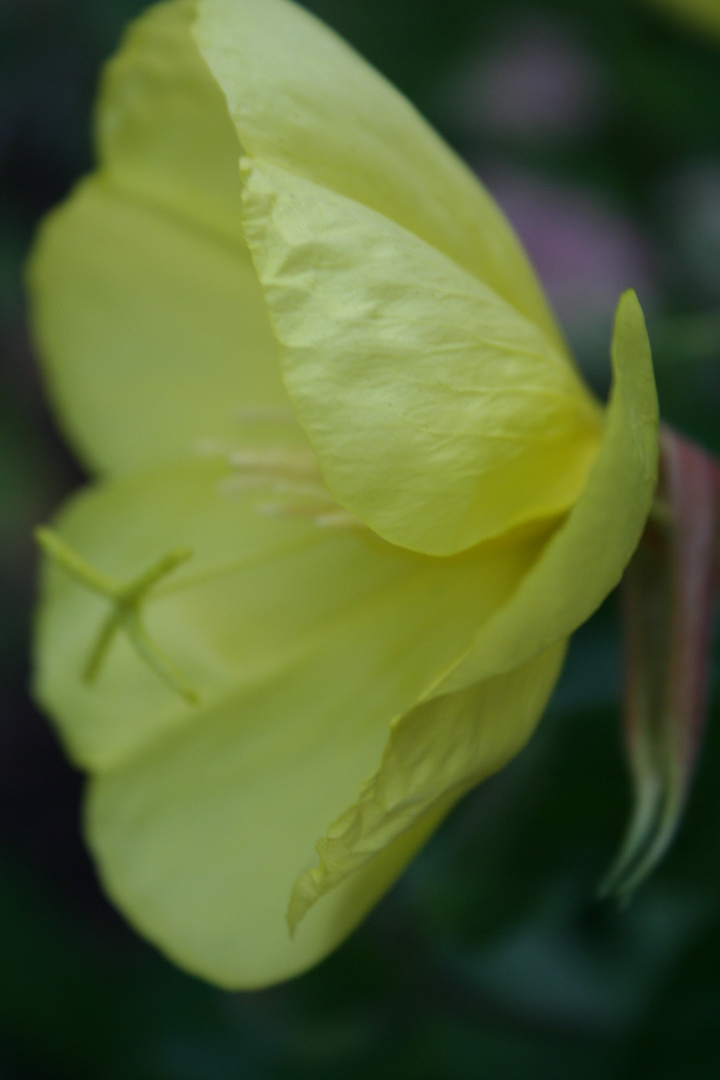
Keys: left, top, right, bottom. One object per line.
{"left": 28, "top": 0, "right": 658, "bottom": 989}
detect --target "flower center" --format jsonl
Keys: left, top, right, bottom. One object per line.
{"left": 198, "top": 408, "right": 361, "bottom": 529}
{"left": 35, "top": 412, "right": 365, "bottom": 702}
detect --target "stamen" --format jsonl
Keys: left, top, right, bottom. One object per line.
{"left": 228, "top": 447, "right": 321, "bottom": 479}
{"left": 205, "top": 432, "right": 365, "bottom": 534}
{"left": 315, "top": 509, "right": 363, "bottom": 529}
{"left": 195, "top": 437, "right": 233, "bottom": 458}
{"left": 256, "top": 501, "right": 363, "bottom": 531}
{"left": 222, "top": 474, "right": 330, "bottom": 500}
{"left": 35, "top": 527, "right": 198, "bottom": 704}
{"left": 234, "top": 406, "right": 297, "bottom": 425}
{"left": 256, "top": 500, "right": 336, "bottom": 519}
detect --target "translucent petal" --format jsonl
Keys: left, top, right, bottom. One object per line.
{"left": 438, "top": 290, "right": 659, "bottom": 693}
{"left": 27, "top": 0, "right": 283, "bottom": 474}
{"left": 241, "top": 161, "right": 603, "bottom": 555}
{"left": 285, "top": 297, "right": 657, "bottom": 930}
{"left": 289, "top": 641, "right": 567, "bottom": 930}
{"left": 35, "top": 460, "right": 546, "bottom": 985}
{"left": 28, "top": 178, "right": 283, "bottom": 474}
{"left": 193, "top": 0, "right": 567, "bottom": 351}
{"left": 36, "top": 458, "right": 544, "bottom": 772}
{"left": 86, "top": 734, "right": 453, "bottom": 989}
{"left": 95, "top": 0, "right": 247, "bottom": 245}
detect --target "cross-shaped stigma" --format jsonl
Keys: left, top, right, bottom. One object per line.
{"left": 35, "top": 527, "right": 198, "bottom": 704}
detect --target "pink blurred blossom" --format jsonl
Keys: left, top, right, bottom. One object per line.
{"left": 442, "top": 23, "right": 605, "bottom": 141}
{"left": 481, "top": 167, "right": 658, "bottom": 367}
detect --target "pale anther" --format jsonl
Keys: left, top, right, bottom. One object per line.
{"left": 229, "top": 447, "right": 321, "bottom": 479}
{"left": 220, "top": 441, "right": 361, "bottom": 530}
{"left": 256, "top": 502, "right": 363, "bottom": 531}
{"left": 314, "top": 509, "right": 363, "bottom": 529}
{"left": 234, "top": 406, "right": 297, "bottom": 425}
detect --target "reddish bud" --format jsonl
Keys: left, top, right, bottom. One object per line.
{"left": 600, "top": 426, "right": 720, "bottom": 898}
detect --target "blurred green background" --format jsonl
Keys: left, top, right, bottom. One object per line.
{"left": 1, "top": 0, "right": 719, "bottom": 1076}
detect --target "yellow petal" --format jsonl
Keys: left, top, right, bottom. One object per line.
{"left": 35, "top": 460, "right": 548, "bottom": 985}
{"left": 86, "top": 722, "right": 452, "bottom": 989}
{"left": 28, "top": 178, "right": 284, "bottom": 474}
{"left": 241, "top": 160, "right": 602, "bottom": 556}
{"left": 439, "top": 290, "right": 659, "bottom": 694}
{"left": 95, "top": 0, "right": 246, "bottom": 245}
{"left": 285, "top": 292, "right": 657, "bottom": 930}
{"left": 36, "top": 458, "right": 545, "bottom": 773}
{"left": 288, "top": 640, "right": 567, "bottom": 932}
{"left": 27, "top": 0, "right": 283, "bottom": 475}
{"left": 193, "top": 0, "right": 567, "bottom": 351}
